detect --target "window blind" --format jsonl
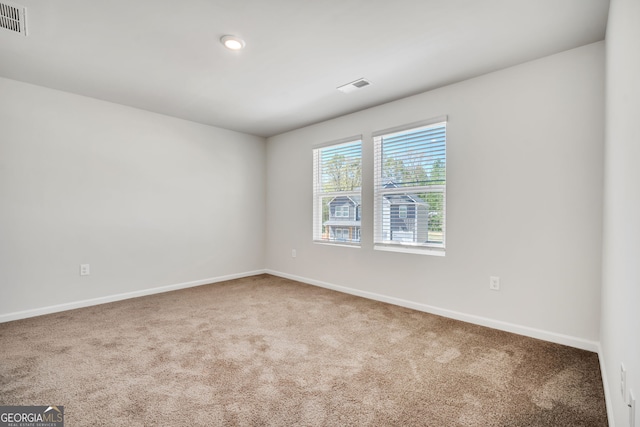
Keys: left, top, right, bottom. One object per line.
{"left": 373, "top": 120, "right": 447, "bottom": 252}
{"left": 313, "top": 138, "right": 362, "bottom": 245}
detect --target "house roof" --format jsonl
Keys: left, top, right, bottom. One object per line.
{"left": 384, "top": 194, "right": 423, "bottom": 204}
{"left": 329, "top": 195, "right": 361, "bottom": 205}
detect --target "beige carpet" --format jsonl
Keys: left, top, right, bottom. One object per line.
{"left": 0, "top": 274, "right": 607, "bottom": 426}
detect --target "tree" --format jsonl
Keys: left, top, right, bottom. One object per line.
{"left": 429, "top": 159, "right": 445, "bottom": 184}
{"left": 383, "top": 157, "right": 405, "bottom": 183}
{"left": 401, "top": 152, "right": 428, "bottom": 185}
{"left": 425, "top": 159, "right": 445, "bottom": 232}
{"left": 324, "top": 154, "right": 361, "bottom": 191}
{"left": 382, "top": 152, "right": 430, "bottom": 186}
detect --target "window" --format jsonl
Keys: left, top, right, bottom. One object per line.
{"left": 313, "top": 137, "right": 362, "bottom": 245}
{"left": 373, "top": 117, "right": 446, "bottom": 254}
{"left": 334, "top": 228, "right": 349, "bottom": 241}
{"left": 335, "top": 205, "right": 350, "bottom": 218}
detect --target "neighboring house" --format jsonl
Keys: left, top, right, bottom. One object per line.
{"left": 380, "top": 181, "right": 429, "bottom": 244}
{"left": 380, "top": 193, "right": 429, "bottom": 243}
{"left": 323, "top": 184, "right": 429, "bottom": 244}
{"left": 324, "top": 195, "right": 361, "bottom": 242}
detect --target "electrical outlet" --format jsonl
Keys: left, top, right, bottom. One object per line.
{"left": 489, "top": 276, "right": 500, "bottom": 291}
{"left": 80, "top": 264, "right": 90, "bottom": 276}
{"left": 629, "top": 389, "right": 636, "bottom": 427}
{"left": 291, "top": 249, "right": 297, "bottom": 258}
{"left": 622, "top": 363, "right": 627, "bottom": 399}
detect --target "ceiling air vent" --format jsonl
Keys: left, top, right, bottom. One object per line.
{"left": 0, "top": 2, "right": 27, "bottom": 36}
{"left": 337, "top": 78, "right": 372, "bottom": 94}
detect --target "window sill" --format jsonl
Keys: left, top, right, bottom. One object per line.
{"left": 313, "top": 240, "right": 361, "bottom": 249}
{"left": 374, "top": 244, "right": 445, "bottom": 256}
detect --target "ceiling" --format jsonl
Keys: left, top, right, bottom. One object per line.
{"left": 0, "top": 0, "right": 609, "bottom": 138}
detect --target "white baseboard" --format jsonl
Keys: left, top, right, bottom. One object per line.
{"left": 265, "top": 269, "right": 601, "bottom": 353}
{"left": 0, "top": 269, "right": 266, "bottom": 323}
{"left": 3, "top": 268, "right": 601, "bottom": 353}
{"left": 597, "top": 344, "right": 616, "bottom": 427}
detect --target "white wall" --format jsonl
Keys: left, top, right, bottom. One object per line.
{"left": 266, "top": 42, "right": 605, "bottom": 348}
{"left": 601, "top": 0, "right": 640, "bottom": 425}
{"left": 0, "top": 77, "right": 266, "bottom": 319}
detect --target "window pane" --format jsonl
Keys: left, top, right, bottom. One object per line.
{"left": 380, "top": 126, "right": 446, "bottom": 188}
{"left": 313, "top": 139, "right": 362, "bottom": 245}
{"left": 374, "top": 121, "right": 446, "bottom": 251}
{"left": 319, "top": 195, "right": 361, "bottom": 243}
{"left": 320, "top": 142, "right": 362, "bottom": 192}
{"left": 378, "top": 192, "right": 444, "bottom": 244}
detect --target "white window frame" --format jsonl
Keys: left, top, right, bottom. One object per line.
{"left": 313, "top": 136, "right": 362, "bottom": 246}
{"left": 373, "top": 117, "right": 447, "bottom": 255}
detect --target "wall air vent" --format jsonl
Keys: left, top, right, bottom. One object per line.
{"left": 337, "top": 78, "right": 372, "bottom": 94}
{"left": 0, "top": 2, "right": 27, "bottom": 36}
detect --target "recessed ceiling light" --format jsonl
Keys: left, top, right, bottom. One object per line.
{"left": 220, "top": 35, "right": 245, "bottom": 50}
